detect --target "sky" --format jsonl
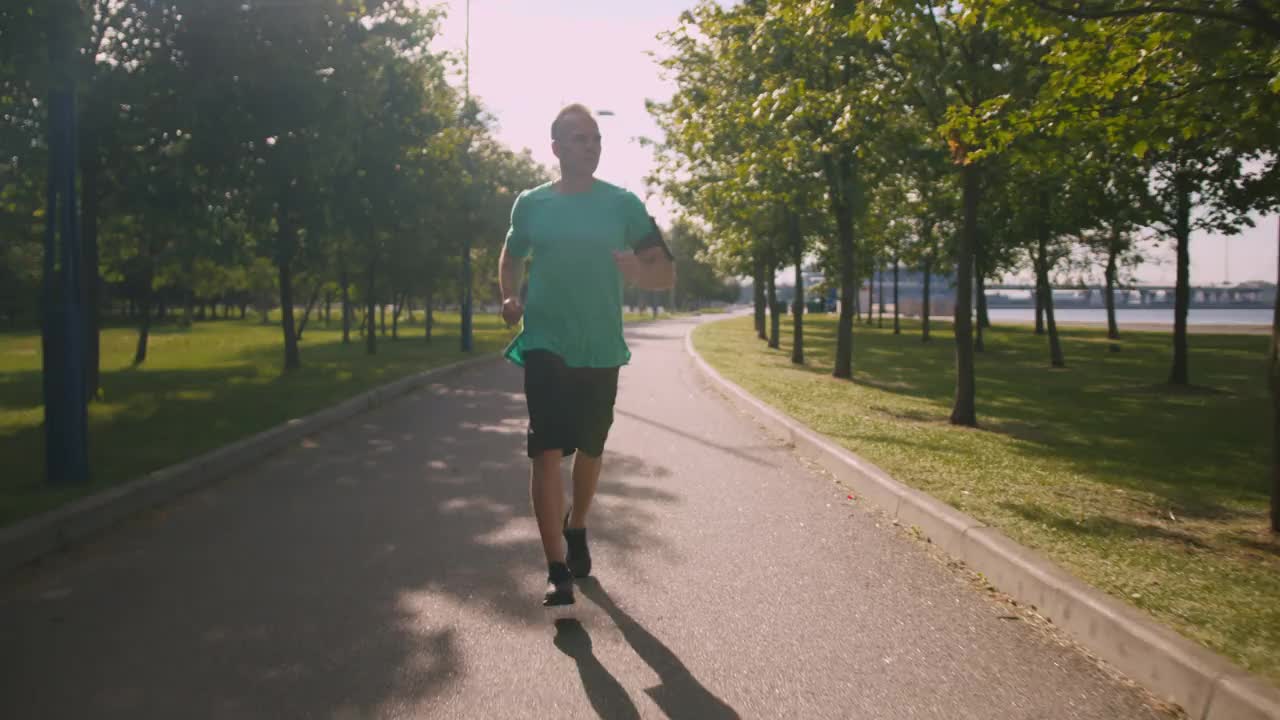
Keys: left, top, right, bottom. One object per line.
{"left": 426, "top": 0, "right": 1278, "bottom": 287}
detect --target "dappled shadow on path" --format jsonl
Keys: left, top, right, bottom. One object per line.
{"left": 0, "top": 361, "right": 681, "bottom": 718}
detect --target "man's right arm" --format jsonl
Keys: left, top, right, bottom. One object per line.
{"left": 499, "top": 242, "right": 524, "bottom": 326}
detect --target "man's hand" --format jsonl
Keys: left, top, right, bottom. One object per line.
{"left": 612, "top": 250, "right": 643, "bottom": 283}
{"left": 501, "top": 297, "right": 524, "bottom": 327}
{"left": 613, "top": 246, "right": 675, "bottom": 290}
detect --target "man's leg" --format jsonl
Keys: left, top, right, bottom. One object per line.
{"left": 567, "top": 451, "right": 603, "bottom": 529}
{"left": 531, "top": 449, "right": 567, "bottom": 564}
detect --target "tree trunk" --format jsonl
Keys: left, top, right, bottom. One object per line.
{"left": 133, "top": 255, "right": 154, "bottom": 366}
{"left": 392, "top": 292, "right": 402, "bottom": 340}
{"left": 380, "top": 302, "right": 387, "bottom": 337}
{"left": 1037, "top": 191, "right": 1065, "bottom": 368}
{"left": 366, "top": 259, "right": 377, "bottom": 355}
{"left": 240, "top": 303, "right": 247, "bottom": 320}
{"left": 892, "top": 256, "right": 900, "bottom": 335}
{"left": 791, "top": 211, "right": 804, "bottom": 365}
{"left": 823, "top": 152, "right": 858, "bottom": 380}
{"left": 975, "top": 256, "right": 986, "bottom": 353}
{"left": 276, "top": 209, "right": 301, "bottom": 372}
{"left": 865, "top": 272, "right": 875, "bottom": 324}
{"left": 950, "top": 163, "right": 978, "bottom": 427}
{"left": 425, "top": 284, "right": 434, "bottom": 343}
{"left": 80, "top": 129, "right": 101, "bottom": 400}
{"left": 753, "top": 254, "right": 767, "bottom": 340}
{"left": 182, "top": 276, "right": 194, "bottom": 328}
{"left": 340, "top": 268, "right": 351, "bottom": 344}
{"left": 1034, "top": 260, "right": 1046, "bottom": 335}
{"left": 767, "top": 270, "right": 780, "bottom": 350}
{"left": 878, "top": 261, "right": 885, "bottom": 329}
{"left": 1169, "top": 172, "right": 1192, "bottom": 386}
{"left": 922, "top": 256, "right": 933, "bottom": 343}
{"left": 324, "top": 291, "right": 332, "bottom": 327}
{"left": 295, "top": 281, "right": 321, "bottom": 342}
{"left": 1106, "top": 227, "right": 1121, "bottom": 352}
{"left": 976, "top": 234, "right": 990, "bottom": 330}
{"left": 865, "top": 271, "right": 874, "bottom": 325}
{"left": 1270, "top": 217, "right": 1280, "bottom": 533}
{"left": 278, "top": 257, "right": 301, "bottom": 371}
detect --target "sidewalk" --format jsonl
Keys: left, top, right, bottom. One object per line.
{"left": 0, "top": 317, "right": 1169, "bottom": 718}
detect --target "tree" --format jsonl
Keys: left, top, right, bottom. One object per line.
{"left": 858, "top": 0, "right": 1044, "bottom": 424}
{"left": 991, "top": 1, "right": 1279, "bottom": 387}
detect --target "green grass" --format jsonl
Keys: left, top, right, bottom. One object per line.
{"left": 0, "top": 313, "right": 515, "bottom": 528}
{"left": 695, "top": 314, "right": 1280, "bottom": 684}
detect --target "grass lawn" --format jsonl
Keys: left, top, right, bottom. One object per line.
{"left": 0, "top": 313, "right": 516, "bottom": 529}
{"left": 695, "top": 314, "right": 1279, "bottom": 684}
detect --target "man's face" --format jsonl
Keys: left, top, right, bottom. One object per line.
{"left": 553, "top": 112, "right": 602, "bottom": 176}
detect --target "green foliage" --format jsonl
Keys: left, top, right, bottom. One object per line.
{"left": 0, "top": 0, "right": 551, "bottom": 365}
{"left": 666, "top": 219, "right": 739, "bottom": 308}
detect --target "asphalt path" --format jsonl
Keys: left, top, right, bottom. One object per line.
{"left": 1, "top": 316, "right": 1171, "bottom": 719}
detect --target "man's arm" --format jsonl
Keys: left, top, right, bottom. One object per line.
{"left": 499, "top": 242, "right": 525, "bottom": 326}
{"left": 613, "top": 245, "right": 676, "bottom": 290}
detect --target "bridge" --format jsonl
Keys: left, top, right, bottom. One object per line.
{"left": 984, "top": 284, "right": 1274, "bottom": 308}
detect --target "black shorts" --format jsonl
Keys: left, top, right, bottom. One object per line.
{"left": 523, "top": 350, "right": 620, "bottom": 459}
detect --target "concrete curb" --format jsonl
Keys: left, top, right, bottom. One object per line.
{"left": 684, "top": 326, "right": 1280, "bottom": 720}
{"left": 0, "top": 353, "right": 502, "bottom": 578}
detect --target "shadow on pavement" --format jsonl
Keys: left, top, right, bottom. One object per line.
{"left": 554, "top": 619, "right": 642, "bottom": 720}
{"left": 614, "top": 408, "right": 772, "bottom": 468}
{"left": 578, "top": 577, "right": 740, "bottom": 720}
{"left": 1, "top": 363, "right": 681, "bottom": 718}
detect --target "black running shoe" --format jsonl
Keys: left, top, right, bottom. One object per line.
{"left": 543, "top": 562, "right": 574, "bottom": 606}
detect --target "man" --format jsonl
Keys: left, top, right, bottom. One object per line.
{"left": 499, "top": 104, "right": 675, "bottom": 606}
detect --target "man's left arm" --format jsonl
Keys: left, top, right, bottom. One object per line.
{"left": 614, "top": 214, "right": 676, "bottom": 291}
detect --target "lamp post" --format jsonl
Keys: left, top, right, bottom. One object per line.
{"left": 459, "top": 0, "right": 474, "bottom": 353}
{"left": 42, "top": 3, "right": 90, "bottom": 485}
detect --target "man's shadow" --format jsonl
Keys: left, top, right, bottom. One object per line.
{"left": 554, "top": 618, "right": 642, "bottom": 720}
{"left": 554, "top": 578, "right": 739, "bottom": 720}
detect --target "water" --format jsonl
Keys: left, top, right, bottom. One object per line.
{"left": 985, "top": 307, "right": 1272, "bottom": 326}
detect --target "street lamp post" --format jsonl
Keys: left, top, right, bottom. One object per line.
{"left": 459, "top": 0, "right": 474, "bottom": 353}
{"left": 42, "top": 5, "right": 90, "bottom": 485}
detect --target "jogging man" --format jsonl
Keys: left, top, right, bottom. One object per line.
{"left": 499, "top": 104, "right": 675, "bottom": 606}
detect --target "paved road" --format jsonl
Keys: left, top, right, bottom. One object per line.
{"left": 2, "top": 317, "right": 1170, "bottom": 719}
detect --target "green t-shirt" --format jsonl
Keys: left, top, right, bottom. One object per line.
{"left": 503, "top": 180, "right": 654, "bottom": 368}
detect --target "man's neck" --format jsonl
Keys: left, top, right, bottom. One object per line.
{"left": 556, "top": 173, "right": 595, "bottom": 194}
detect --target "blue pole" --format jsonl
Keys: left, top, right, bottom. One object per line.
{"left": 459, "top": 0, "right": 473, "bottom": 353}
{"left": 41, "top": 15, "right": 90, "bottom": 485}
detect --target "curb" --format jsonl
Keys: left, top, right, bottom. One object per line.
{"left": 0, "top": 353, "right": 502, "bottom": 578}
{"left": 684, "top": 326, "right": 1280, "bottom": 720}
